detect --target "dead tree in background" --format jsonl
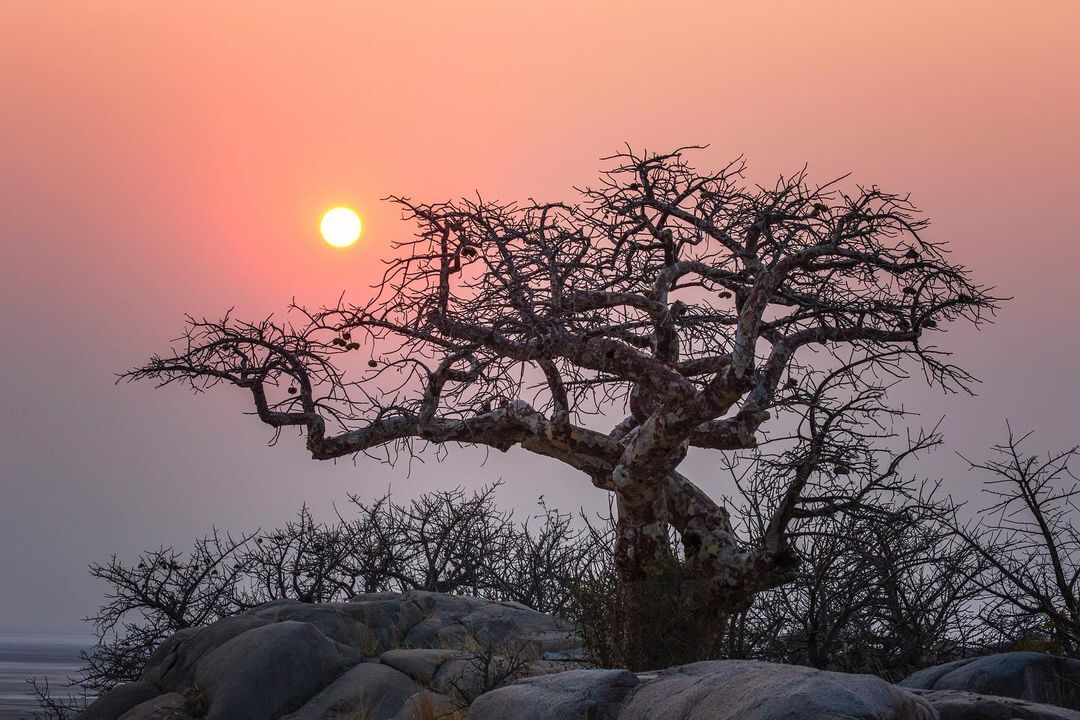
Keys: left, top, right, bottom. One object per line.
{"left": 79, "top": 484, "right": 596, "bottom": 690}
{"left": 733, "top": 484, "right": 983, "bottom": 679}
{"left": 125, "top": 147, "right": 995, "bottom": 614}
{"left": 955, "top": 428, "right": 1080, "bottom": 654}
{"left": 85, "top": 530, "right": 252, "bottom": 690}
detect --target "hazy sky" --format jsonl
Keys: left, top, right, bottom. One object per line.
{"left": 1, "top": 1, "right": 1078, "bottom": 631}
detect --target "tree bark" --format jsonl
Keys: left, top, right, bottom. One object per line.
{"left": 612, "top": 469, "right": 800, "bottom": 615}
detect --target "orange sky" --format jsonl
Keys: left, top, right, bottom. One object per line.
{"left": 1, "top": 1, "right": 1078, "bottom": 629}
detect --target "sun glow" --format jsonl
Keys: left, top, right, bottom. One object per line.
{"left": 320, "top": 207, "right": 362, "bottom": 248}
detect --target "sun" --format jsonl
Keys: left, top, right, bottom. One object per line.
{"left": 320, "top": 207, "right": 362, "bottom": 248}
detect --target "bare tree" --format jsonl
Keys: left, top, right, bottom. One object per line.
{"left": 360, "top": 483, "right": 515, "bottom": 595}
{"left": 955, "top": 427, "right": 1080, "bottom": 654}
{"left": 485, "top": 499, "right": 606, "bottom": 615}
{"left": 444, "top": 633, "right": 542, "bottom": 706}
{"left": 124, "top": 147, "right": 995, "bottom": 615}
{"left": 72, "top": 484, "right": 599, "bottom": 693}
{"left": 239, "top": 504, "right": 368, "bottom": 604}
{"left": 26, "top": 677, "right": 90, "bottom": 720}
{"left": 84, "top": 529, "right": 251, "bottom": 688}
{"left": 735, "top": 489, "right": 984, "bottom": 679}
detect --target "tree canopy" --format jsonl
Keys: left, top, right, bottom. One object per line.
{"left": 127, "top": 147, "right": 997, "bottom": 609}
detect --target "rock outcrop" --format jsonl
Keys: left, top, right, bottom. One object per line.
{"left": 192, "top": 621, "right": 362, "bottom": 720}
{"left": 79, "top": 591, "right": 577, "bottom": 720}
{"left": 77, "top": 593, "right": 1080, "bottom": 720}
{"left": 117, "top": 692, "right": 194, "bottom": 720}
{"left": 619, "top": 661, "right": 935, "bottom": 720}
{"left": 467, "top": 668, "right": 639, "bottom": 720}
{"left": 280, "top": 662, "right": 421, "bottom": 720}
{"left": 909, "top": 688, "right": 1080, "bottom": 720}
{"left": 80, "top": 681, "right": 161, "bottom": 720}
{"left": 900, "top": 652, "right": 1080, "bottom": 711}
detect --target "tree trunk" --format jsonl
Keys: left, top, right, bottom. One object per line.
{"left": 612, "top": 494, "right": 671, "bottom": 580}
{"left": 610, "top": 480, "right": 740, "bottom": 669}
{"left": 613, "top": 470, "right": 800, "bottom": 613}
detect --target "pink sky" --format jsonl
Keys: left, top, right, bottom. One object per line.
{"left": 1, "top": 1, "right": 1078, "bottom": 629}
